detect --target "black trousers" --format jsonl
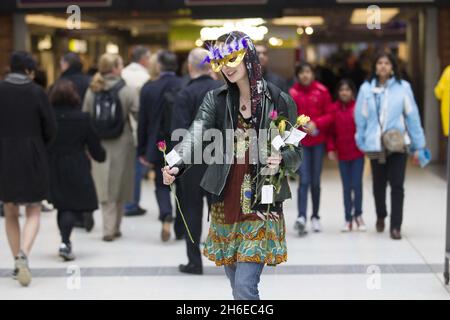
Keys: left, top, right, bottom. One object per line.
{"left": 178, "top": 165, "right": 210, "bottom": 268}
{"left": 57, "top": 210, "right": 80, "bottom": 245}
{"left": 370, "top": 152, "right": 407, "bottom": 230}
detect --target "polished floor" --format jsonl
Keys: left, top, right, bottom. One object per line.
{"left": 0, "top": 160, "right": 449, "bottom": 300}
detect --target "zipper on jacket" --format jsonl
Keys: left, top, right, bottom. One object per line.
{"left": 217, "top": 93, "right": 234, "bottom": 195}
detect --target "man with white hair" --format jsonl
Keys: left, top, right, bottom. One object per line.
{"left": 172, "top": 47, "right": 222, "bottom": 275}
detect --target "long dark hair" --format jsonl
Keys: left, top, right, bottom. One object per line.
{"left": 370, "top": 52, "right": 402, "bottom": 83}
{"left": 335, "top": 78, "right": 357, "bottom": 101}
{"left": 49, "top": 79, "right": 81, "bottom": 108}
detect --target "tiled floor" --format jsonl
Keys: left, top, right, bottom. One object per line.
{"left": 1, "top": 161, "right": 449, "bottom": 300}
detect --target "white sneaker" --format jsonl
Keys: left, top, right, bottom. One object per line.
{"left": 341, "top": 221, "right": 352, "bottom": 232}
{"left": 15, "top": 251, "right": 31, "bottom": 287}
{"left": 311, "top": 217, "right": 322, "bottom": 233}
{"left": 294, "top": 217, "right": 307, "bottom": 236}
{"left": 355, "top": 216, "right": 367, "bottom": 232}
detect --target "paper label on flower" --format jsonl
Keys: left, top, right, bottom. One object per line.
{"left": 271, "top": 135, "right": 285, "bottom": 151}
{"left": 166, "top": 149, "right": 182, "bottom": 167}
{"left": 282, "top": 128, "right": 307, "bottom": 145}
{"left": 261, "top": 185, "right": 274, "bottom": 204}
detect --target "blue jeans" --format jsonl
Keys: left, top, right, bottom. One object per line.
{"left": 224, "top": 263, "right": 264, "bottom": 300}
{"left": 338, "top": 157, "right": 364, "bottom": 222}
{"left": 297, "top": 144, "right": 325, "bottom": 219}
{"left": 124, "top": 157, "right": 144, "bottom": 212}
{"left": 154, "top": 163, "right": 173, "bottom": 222}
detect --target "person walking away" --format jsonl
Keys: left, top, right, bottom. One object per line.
{"left": 289, "top": 62, "right": 333, "bottom": 235}
{"left": 121, "top": 46, "right": 152, "bottom": 217}
{"left": 59, "top": 52, "right": 91, "bottom": 101}
{"left": 58, "top": 51, "right": 95, "bottom": 231}
{"left": 256, "top": 44, "right": 288, "bottom": 93}
{"left": 355, "top": 52, "right": 428, "bottom": 240}
{"left": 172, "top": 48, "right": 222, "bottom": 274}
{"left": 83, "top": 53, "right": 138, "bottom": 242}
{"left": 0, "top": 51, "right": 57, "bottom": 286}
{"left": 48, "top": 80, "right": 106, "bottom": 260}
{"left": 138, "top": 50, "right": 183, "bottom": 242}
{"left": 327, "top": 79, "right": 366, "bottom": 232}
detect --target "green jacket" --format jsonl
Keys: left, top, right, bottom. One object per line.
{"left": 174, "top": 80, "right": 302, "bottom": 206}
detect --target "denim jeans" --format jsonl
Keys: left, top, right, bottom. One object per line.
{"left": 338, "top": 157, "right": 364, "bottom": 222}
{"left": 124, "top": 157, "right": 144, "bottom": 212}
{"left": 297, "top": 144, "right": 325, "bottom": 219}
{"left": 224, "top": 263, "right": 264, "bottom": 300}
{"left": 154, "top": 162, "right": 173, "bottom": 222}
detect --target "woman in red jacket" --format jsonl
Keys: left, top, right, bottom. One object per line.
{"left": 289, "top": 62, "right": 333, "bottom": 235}
{"left": 327, "top": 79, "right": 366, "bottom": 232}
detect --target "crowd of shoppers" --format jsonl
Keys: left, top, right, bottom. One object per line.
{"left": 0, "top": 36, "right": 433, "bottom": 296}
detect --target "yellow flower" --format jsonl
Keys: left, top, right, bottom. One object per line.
{"left": 278, "top": 120, "right": 286, "bottom": 135}
{"left": 296, "top": 115, "right": 310, "bottom": 127}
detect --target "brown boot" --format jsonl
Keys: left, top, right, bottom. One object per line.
{"left": 161, "top": 216, "right": 173, "bottom": 242}
{"left": 390, "top": 229, "right": 402, "bottom": 240}
{"left": 102, "top": 235, "right": 114, "bottom": 242}
{"left": 376, "top": 218, "right": 385, "bottom": 233}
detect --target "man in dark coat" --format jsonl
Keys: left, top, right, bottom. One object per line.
{"left": 172, "top": 48, "right": 222, "bottom": 275}
{"left": 0, "top": 51, "right": 57, "bottom": 287}
{"left": 59, "top": 52, "right": 91, "bottom": 101}
{"left": 138, "top": 50, "right": 183, "bottom": 242}
{"left": 256, "top": 44, "right": 289, "bottom": 93}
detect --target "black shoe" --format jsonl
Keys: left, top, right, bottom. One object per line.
{"left": 376, "top": 218, "right": 385, "bottom": 233}
{"left": 83, "top": 212, "right": 95, "bottom": 232}
{"left": 124, "top": 206, "right": 147, "bottom": 217}
{"left": 59, "top": 243, "right": 75, "bottom": 261}
{"left": 179, "top": 263, "right": 203, "bottom": 275}
{"left": 390, "top": 229, "right": 402, "bottom": 240}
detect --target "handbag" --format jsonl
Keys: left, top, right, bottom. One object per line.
{"left": 382, "top": 129, "right": 406, "bottom": 153}
{"left": 374, "top": 90, "right": 409, "bottom": 154}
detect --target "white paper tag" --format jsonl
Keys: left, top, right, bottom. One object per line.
{"left": 165, "top": 149, "right": 181, "bottom": 167}
{"left": 282, "top": 128, "right": 307, "bottom": 145}
{"left": 261, "top": 185, "right": 274, "bottom": 204}
{"left": 271, "top": 135, "right": 285, "bottom": 151}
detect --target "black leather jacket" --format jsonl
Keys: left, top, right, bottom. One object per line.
{"left": 174, "top": 80, "right": 302, "bottom": 206}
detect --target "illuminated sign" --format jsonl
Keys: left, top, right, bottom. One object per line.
{"left": 17, "top": 0, "right": 112, "bottom": 8}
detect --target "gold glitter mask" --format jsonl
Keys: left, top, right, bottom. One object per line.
{"left": 202, "top": 36, "right": 250, "bottom": 72}
{"left": 210, "top": 49, "right": 247, "bottom": 72}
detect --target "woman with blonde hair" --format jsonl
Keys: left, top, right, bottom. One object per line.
{"left": 83, "top": 53, "right": 138, "bottom": 241}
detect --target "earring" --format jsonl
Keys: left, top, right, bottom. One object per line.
{"left": 391, "top": 70, "right": 394, "bottom": 76}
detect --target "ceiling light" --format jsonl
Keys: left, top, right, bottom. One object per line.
{"left": 271, "top": 16, "right": 324, "bottom": 26}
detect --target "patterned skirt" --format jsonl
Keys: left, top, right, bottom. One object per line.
{"left": 203, "top": 202, "right": 287, "bottom": 266}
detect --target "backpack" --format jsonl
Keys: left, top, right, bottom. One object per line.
{"left": 92, "top": 79, "right": 126, "bottom": 139}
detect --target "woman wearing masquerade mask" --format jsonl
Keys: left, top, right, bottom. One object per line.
{"left": 162, "top": 31, "right": 302, "bottom": 300}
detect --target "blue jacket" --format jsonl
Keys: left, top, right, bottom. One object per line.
{"left": 354, "top": 78, "right": 426, "bottom": 153}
